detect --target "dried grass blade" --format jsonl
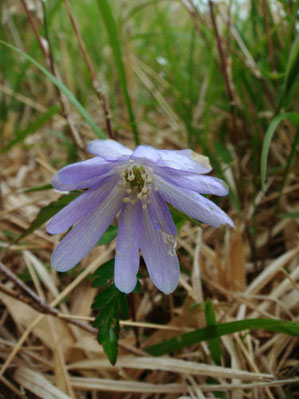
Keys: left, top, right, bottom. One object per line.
{"left": 14, "top": 366, "right": 72, "bottom": 399}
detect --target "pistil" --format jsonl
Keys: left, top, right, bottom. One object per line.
{"left": 118, "top": 160, "right": 157, "bottom": 209}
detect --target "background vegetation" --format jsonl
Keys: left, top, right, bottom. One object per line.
{"left": 0, "top": 0, "right": 298, "bottom": 398}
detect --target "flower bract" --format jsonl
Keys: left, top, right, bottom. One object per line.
{"left": 47, "top": 140, "right": 234, "bottom": 294}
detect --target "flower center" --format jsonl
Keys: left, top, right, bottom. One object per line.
{"left": 118, "top": 160, "right": 157, "bottom": 209}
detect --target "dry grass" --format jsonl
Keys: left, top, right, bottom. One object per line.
{"left": 1, "top": 0, "right": 299, "bottom": 398}
{"left": 1, "top": 122, "right": 298, "bottom": 398}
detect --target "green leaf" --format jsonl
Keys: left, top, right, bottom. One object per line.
{"left": 0, "top": 40, "right": 106, "bottom": 139}
{"left": 146, "top": 318, "right": 299, "bottom": 356}
{"left": 261, "top": 112, "right": 299, "bottom": 193}
{"left": 277, "top": 34, "right": 299, "bottom": 110}
{"left": 92, "top": 284, "right": 119, "bottom": 310}
{"left": 93, "top": 283, "right": 129, "bottom": 365}
{"left": 92, "top": 259, "right": 115, "bottom": 287}
{"left": 204, "top": 299, "right": 222, "bottom": 366}
{"left": 96, "top": 301, "right": 120, "bottom": 365}
{"left": 278, "top": 212, "right": 299, "bottom": 219}
{"left": 16, "top": 192, "right": 80, "bottom": 242}
{"left": 1, "top": 105, "right": 60, "bottom": 153}
{"left": 168, "top": 204, "right": 202, "bottom": 228}
{"left": 22, "top": 184, "right": 54, "bottom": 193}
{"left": 97, "top": 225, "right": 118, "bottom": 246}
{"left": 119, "top": 292, "right": 129, "bottom": 319}
{"left": 96, "top": 0, "right": 139, "bottom": 145}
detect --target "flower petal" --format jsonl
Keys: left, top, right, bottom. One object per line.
{"left": 147, "top": 191, "right": 177, "bottom": 235}
{"left": 155, "top": 149, "right": 212, "bottom": 174}
{"left": 56, "top": 157, "right": 115, "bottom": 185}
{"left": 52, "top": 173, "right": 104, "bottom": 191}
{"left": 159, "top": 171, "right": 229, "bottom": 196}
{"left": 131, "top": 145, "right": 161, "bottom": 164}
{"left": 114, "top": 202, "right": 142, "bottom": 293}
{"left": 156, "top": 176, "right": 235, "bottom": 228}
{"left": 141, "top": 209, "right": 180, "bottom": 294}
{"left": 47, "top": 175, "right": 120, "bottom": 234}
{"left": 51, "top": 186, "right": 124, "bottom": 272}
{"left": 87, "top": 139, "right": 132, "bottom": 160}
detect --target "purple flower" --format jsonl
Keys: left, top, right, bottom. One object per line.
{"left": 47, "top": 140, "right": 234, "bottom": 294}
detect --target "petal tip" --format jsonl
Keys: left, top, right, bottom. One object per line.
{"left": 220, "top": 218, "right": 235, "bottom": 229}
{"left": 114, "top": 276, "right": 137, "bottom": 294}
{"left": 190, "top": 151, "right": 212, "bottom": 172}
{"left": 46, "top": 222, "right": 56, "bottom": 235}
{"left": 50, "top": 252, "right": 77, "bottom": 273}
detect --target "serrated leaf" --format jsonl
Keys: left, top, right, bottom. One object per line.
{"left": 146, "top": 318, "right": 299, "bottom": 356}
{"left": 92, "top": 283, "right": 128, "bottom": 365}
{"left": 92, "top": 259, "right": 115, "bottom": 287}
{"left": 204, "top": 299, "right": 222, "bottom": 366}
{"left": 92, "top": 284, "right": 119, "bottom": 310}
{"left": 16, "top": 192, "right": 80, "bottom": 242}
{"left": 94, "top": 299, "right": 117, "bottom": 327}
{"left": 97, "top": 304, "right": 120, "bottom": 365}
{"left": 97, "top": 225, "right": 118, "bottom": 246}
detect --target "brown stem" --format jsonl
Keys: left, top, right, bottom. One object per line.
{"left": 127, "top": 292, "right": 140, "bottom": 348}
{"left": 0, "top": 262, "right": 95, "bottom": 334}
{"left": 0, "top": 262, "right": 145, "bottom": 356}
{"left": 20, "top": 0, "right": 48, "bottom": 60}
{"left": 208, "top": 0, "right": 237, "bottom": 127}
{"left": 63, "top": 0, "right": 115, "bottom": 139}
{"left": 181, "top": 0, "right": 211, "bottom": 52}
{"left": 21, "top": 0, "right": 83, "bottom": 149}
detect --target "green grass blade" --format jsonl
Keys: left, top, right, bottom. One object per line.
{"left": 0, "top": 40, "right": 106, "bottom": 139}
{"left": 1, "top": 105, "right": 60, "bottom": 153}
{"left": 22, "top": 184, "right": 54, "bottom": 193}
{"left": 96, "top": 0, "right": 139, "bottom": 145}
{"left": 277, "top": 34, "right": 299, "bottom": 110}
{"left": 204, "top": 299, "right": 222, "bottom": 365}
{"left": 261, "top": 112, "right": 299, "bottom": 193}
{"left": 146, "top": 318, "right": 299, "bottom": 356}
{"left": 279, "top": 212, "right": 299, "bottom": 219}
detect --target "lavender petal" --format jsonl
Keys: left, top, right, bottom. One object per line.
{"left": 155, "top": 149, "right": 212, "bottom": 174}
{"left": 114, "top": 202, "right": 142, "bottom": 293}
{"left": 141, "top": 209, "right": 180, "bottom": 294}
{"left": 147, "top": 191, "right": 177, "bottom": 235}
{"left": 56, "top": 157, "right": 116, "bottom": 185}
{"left": 47, "top": 175, "right": 120, "bottom": 234}
{"left": 131, "top": 145, "right": 161, "bottom": 164}
{"left": 158, "top": 171, "right": 229, "bottom": 196}
{"left": 156, "top": 176, "right": 235, "bottom": 228}
{"left": 52, "top": 173, "right": 105, "bottom": 191}
{"left": 51, "top": 186, "right": 124, "bottom": 272}
{"left": 87, "top": 139, "right": 132, "bottom": 160}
